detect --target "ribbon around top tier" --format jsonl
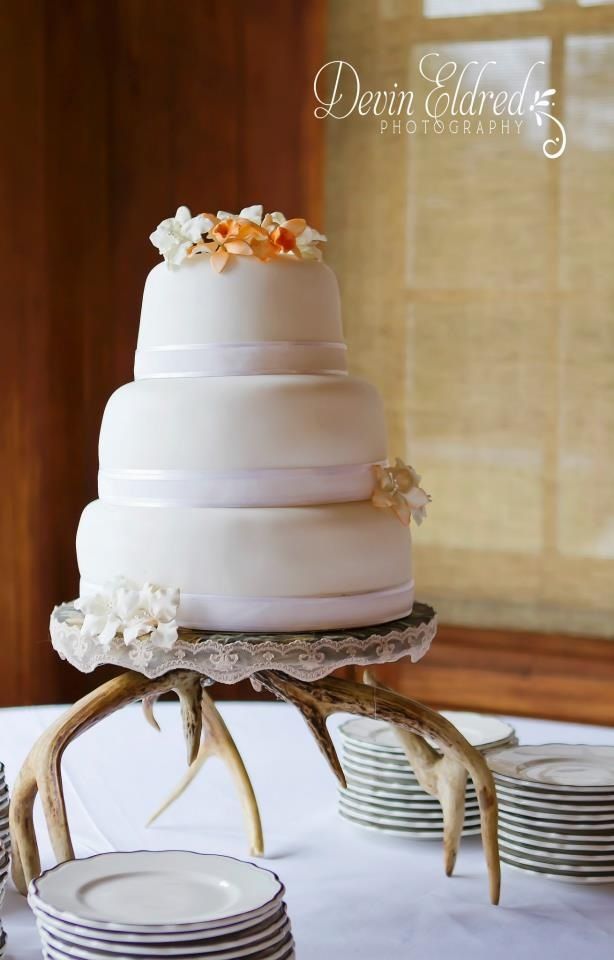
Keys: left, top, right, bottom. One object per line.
{"left": 134, "top": 340, "right": 348, "bottom": 379}
{"left": 98, "top": 462, "right": 383, "bottom": 508}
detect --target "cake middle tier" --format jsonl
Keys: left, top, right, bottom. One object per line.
{"left": 77, "top": 500, "right": 413, "bottom": 631}
{"left": 99, "top": 374, "right": 386, "bottom": 472}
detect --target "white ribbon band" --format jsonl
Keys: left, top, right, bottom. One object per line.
{"left": 134, "top": 341, "right": 348, "bottom": 379}
{"left": 79, "top": 579, "right": 415, "bottom": 632}
{"left": 98, "top": 463, "right": 381, "bottom": 508}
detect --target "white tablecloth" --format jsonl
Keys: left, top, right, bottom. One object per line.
{"left": 1, "top": 701, "right": 613, "bottom": 959}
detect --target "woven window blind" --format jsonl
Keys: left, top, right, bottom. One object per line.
{"left": 325, "top": 0, "right": 614, "bottom": 636}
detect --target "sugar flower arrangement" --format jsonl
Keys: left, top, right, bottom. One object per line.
{"left": 75, "top": 577, "right": 180, "bottom": 650}
{"left": 372, "top": 458, "right": 431, "bottom": 527}
{"left": 150, "top": 204, "right": 326, "bottom": 273}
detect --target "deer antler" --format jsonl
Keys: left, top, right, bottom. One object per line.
{"left": 254, "top": 670, "right": 500, "bottom": 905}
{"left": 9, "top": 670, "right": 263, "bottom": 894}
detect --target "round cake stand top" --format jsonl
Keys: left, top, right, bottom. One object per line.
{"left": 50, "top": 602, "right": 437, "bottom": 684}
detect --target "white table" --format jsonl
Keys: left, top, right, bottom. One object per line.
{"left": 1, "top": 702, "right": 613, "bottom": 959}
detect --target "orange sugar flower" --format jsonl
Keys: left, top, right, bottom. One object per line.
{"left": 208, "top": 218, "right": 268, "bottom": 273}
{"left": 262, "top": 214, "right": 307, "bottom": 257}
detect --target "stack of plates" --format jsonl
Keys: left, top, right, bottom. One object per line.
{"left": 0, "top": 837, "right": 7, "bottom": 958}
{"left": 29, "top": 851, "right": 295, "bottom": 959}
{"left": 338, "top": 713, "right": 516, "bottom": 838}
{"left": 489, "top": 743, "right": 614, "bottom": 883}
{"left": 0, "top": 763, "right": 8, "bottom": 959}
{"left": 0, "top": 763, "right": 8, "bottom": 856}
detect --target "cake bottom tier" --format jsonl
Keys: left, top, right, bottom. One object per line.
{"left": 77, "top": 500, "right": 413, "bottom": 631}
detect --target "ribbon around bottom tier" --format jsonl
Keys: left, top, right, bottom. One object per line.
{"left": 78, "top": 579, "right": 415, "bottom": 632}
{"left": 98, "top": 462, "right": 383, "bottom": 508}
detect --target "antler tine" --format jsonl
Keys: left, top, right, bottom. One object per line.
{"left": 255, "top": 671, "right": 346, "bottom": 787}
{"left": 147, "top": 687, "right": 264, "bottom": 857}
{"left": 363, "top": 669, "right": 468, "bottom": 877}
{"left": 173, "top": 673, "right": 203, "bottom": 766}
{"left": 142, "top": 695, "right": 161, "bottom": 731}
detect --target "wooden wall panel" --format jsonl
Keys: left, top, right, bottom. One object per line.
{"left": 362, "top": 624, "right": 614, "bottom": 728}
{"left": 0, "top": 0, "right": 326, "bottom": 706}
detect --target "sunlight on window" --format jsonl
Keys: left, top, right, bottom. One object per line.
{"left": 424, "top": 0, "right": 541, "bottom": 17}
{"left": 558, "top": 34, "right": 614, "bottom": 560}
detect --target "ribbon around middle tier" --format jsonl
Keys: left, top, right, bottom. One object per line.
{"left": 134, "top": 340, "right": 348, "bottom": 379}
{"left": 98, "top": 462, "right": 383, "bottom": 508}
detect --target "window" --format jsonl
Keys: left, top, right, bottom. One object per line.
{"left": 325, "top": 0, "right": 614, "bottom": 636}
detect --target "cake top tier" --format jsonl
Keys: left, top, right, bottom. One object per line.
{"left": 137, "top": 204, "right": 343, "bottom": 378}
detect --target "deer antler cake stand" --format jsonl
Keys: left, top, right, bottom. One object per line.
{"left": 10, "top": 602, "right": 500, "bottom": 904}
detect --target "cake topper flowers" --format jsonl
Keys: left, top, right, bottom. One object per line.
{"left": 372, "top": 459, "right": 431, "bottom": 526}
{"left": 150, "top": 204, "right": 326, "bottom": 272}
{"left": 74, "top": 577, "right": 180, "bottom": 650}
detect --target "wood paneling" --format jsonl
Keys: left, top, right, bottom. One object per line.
{"left": 0, "top": 0, "right": 326, "bottom": 706}
{"left": 362, "top": 624, "right": 614, "bottom": 727}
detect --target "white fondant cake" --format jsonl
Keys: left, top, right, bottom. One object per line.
{"left": 76, "top": 206, "right": 429, "bottom": 632}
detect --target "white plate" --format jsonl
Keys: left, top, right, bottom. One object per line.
{"left": 340, "top": 786, "right": 480, "bottom": 815}
{"left": 40, "top": 928, "right": 295, "bottom": 960}
{"left": 501, "top": 858, "right": 614, "bottom": 885}
{"left": 341, "top": 759, "right": 425, "bottom": 786}
{"left": 499, "top": 834, "right": 614, "bottom": 863}
{"left": 339, "top": 792, "right": 481, "bottom": 824}
{"left": 339, "top": 807, "right": 481, "bottom": 839}
{"left": 341, "top": 746, "right": 414, "bottom": 767}
{"left": 340, "top": 714, "right": 515, "bottom": 753}
{"left": 500, "top": 847, "right": 614, "bottom": 877}
{"left": 495, "top": 786, "right": 614, "bottom": 811}
{"left": 31, "top": 903, "right": 286, "bottom": 945}
{"left": 498, "top": 824, "right": 614, "bottom": 852}
{"left": 344, "top": 771, "right": 473, "bottom": 801}
{"left": 499, "top": 846, "right": 614, "bottom": 873}
{"left": 30, "top": 852, "right": 284, "bottom": 932}
{"left": 338, "top": 797, "right": 481, "bottom": 829}
{"left": 342, "top": 753, "right": 419, "bottom": 779}
{"left": 499, "top": 808, "right": 614, "bottom": 836}
{"left": 38, "top": 918, "right": 292, "bottom": 958}
{"left": 493, "top": 774, "right": 614, "bottom": 799}
{"left": 489, "top": 745, "right": 614, "bottom": 790}
{"left": 343, "top": 773, "right": 475, "bottom": 798}
{"left": 498, "top": 800, "right": 614, "bottom": 824}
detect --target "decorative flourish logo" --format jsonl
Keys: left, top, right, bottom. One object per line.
{"left": 529, "top": 88, "right": 566, "bottom": 159}
{"left": 313, "top": 57, "right": 567, "bottom": 159}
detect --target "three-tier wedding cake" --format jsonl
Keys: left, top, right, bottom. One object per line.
{"left": 75, "top": 205, "right": 429, "bottom": 637}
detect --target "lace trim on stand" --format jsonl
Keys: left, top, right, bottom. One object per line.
{"left": 50, "top": 603, "right": 437, "bottom": 684}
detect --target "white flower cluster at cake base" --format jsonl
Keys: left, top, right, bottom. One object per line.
{"left": 74, "top": 577, "right": 180, "bottom": 650}
{"left": 149, "top": 204, "right": 326, "bottom": 272}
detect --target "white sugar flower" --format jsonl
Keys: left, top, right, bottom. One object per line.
{"left": 406, "top": 485, "right": 430, "bottom": 525}
{"left": 297, "top": 224, "right": 327, "bottom": 260}
{"left": 75, "top": 577, "right": 180, "bottom": 650}
{"left": 216, "top": 204, "right": 263, "bottom": 225}
{"left": 149, "top": 620, "right": 179, "bottom": 650}
{"left": 142, "top": 583, "right": 180, "bottom": 622}
{"left": 372, "top": 458, "right": 431, "bottom": 527}
{"left": 150, "top": 206, "right": 214, "bottom": 269}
